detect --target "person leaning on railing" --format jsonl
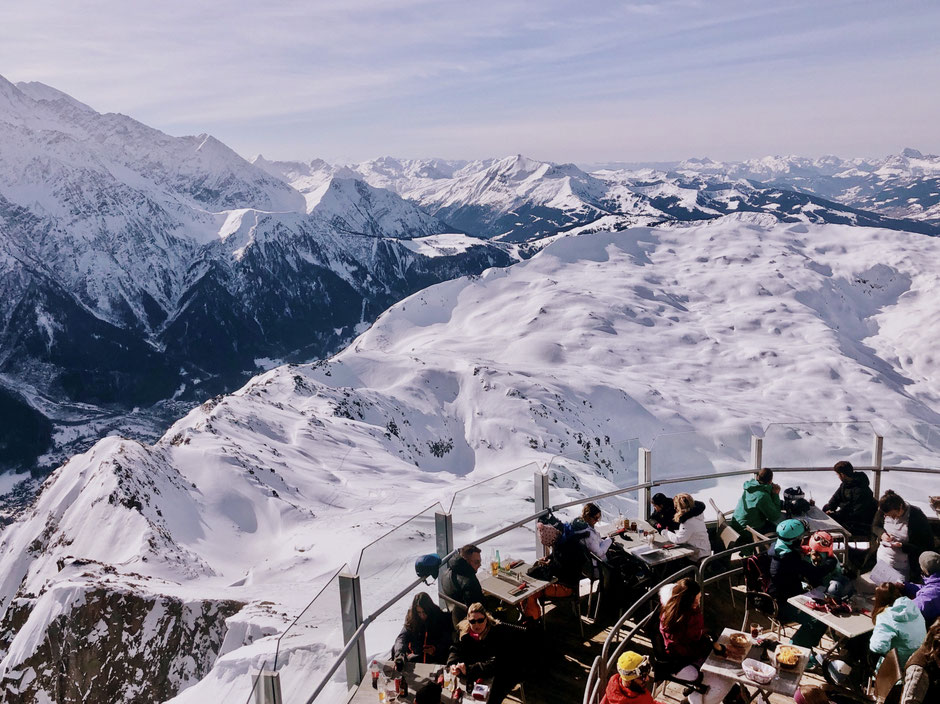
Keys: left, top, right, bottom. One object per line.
{"left": 446, "top": 602, "right": 528, "bottom": 704}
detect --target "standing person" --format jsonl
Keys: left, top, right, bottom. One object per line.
{"left": 730, "top": 468, "right": 782, "bottom": 536}
{"left": 904, "top": 551, "right": 940, "bottom": 627}
{"left": 600, "top": 651, "right": 664, "bottom": 704}
{"left": 767, "top": 519, "right": 828, "bottom": 648}
{"left": 822, "top": 461, "right": 877, "bottom": 537}
{"left": 439, "top": 544, "right": 484, "bottom": 624}
{"left": 870, "top": 491, "right": 934, "bottom": 583}
{"left": 663, "top": 494, "right": 711, "bottom": 561}
{"left": 650, "top": 493, "right": 678, "bottom": 532}
{"left": 900, "top": 620, "right": 940, "bottom": 704}
{"left": 392, "top": 592, "right": 454, "bottom": 665}
{"left": 869, "top": 582, "right": 927, "bottom": 668}
{"left": 447, "top": 603, "right": 527, "bottom": 704}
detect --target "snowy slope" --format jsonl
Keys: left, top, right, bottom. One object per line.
{"left": 1, "top": 221, "right": 939, "bottom": 701}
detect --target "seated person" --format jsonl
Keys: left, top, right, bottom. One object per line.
{"left": 601, "top": 651, "right": 664, "bottom": 704}
{"left": 870, "top": 582, "right": 927, "bottom": 668}
{"left": 571, "top": 502, "right": 613, "bottom": 558}
{"left": 804, "top": 530, "right": 854, "bottom": 601}
{"left": 904, "top": 551, "right": 940, "bottom": 627}
{"left": 392, "top": 592, "right": 454, "bottom": 665}
{"left": 663, "top": 493, "right": 712, "bottom": 561}
{"left": 870, "top": 491, "right": 934, "bottom": 583}
{"left": 900, "top": 620, "right": 940, "bottom": 704}
{"left": 659, "top": 577, "right": 711, "bottom": 665}
{"left": 822, "top": 460, "right": 877, "bottom": 537}
{"left": 650, "top": 493, "right": 678, "bottom": 532}
{"left": 439, "top": 544, "right": 484, "bottom": 624}
{"left": 767, "top": 519, "right": 828, "bottom": 648}
{"left": 447, "top": 602, "right": 527, "bottom": 704}
{"left": 730, "top": 468, "right": 781, "bottom": 537}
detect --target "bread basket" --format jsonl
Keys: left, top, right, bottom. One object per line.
{"left": 742, "top": 658, "right": 775, "bottom": 684}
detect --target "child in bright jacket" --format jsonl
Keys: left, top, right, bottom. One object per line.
{"left": 802, "top": 531, "right": 854, "bottom": 600}
{"left": 601, "top": 651, "right": 664, "bottom": 704}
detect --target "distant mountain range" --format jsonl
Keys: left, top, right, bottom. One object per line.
{"left": 2, "top": 73, "right": 938, "bottom": 480}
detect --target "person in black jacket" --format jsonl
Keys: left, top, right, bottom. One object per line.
{"left": 439, "top": 544, "right": 484, "bottom": 624}
{"left": 767, "top": 519, "right": 828, "bottom": 647}
{"left": 822, "top": 461, "right": 877, "bottom": 537}
{"left": 392, "top": 592, "right": 454, "bottom": 665}
{"left": 447, "top": 603, "right": 528, "bottom": 704}
{"left": 649, "top": 493, "right": 678, "bottom": 532}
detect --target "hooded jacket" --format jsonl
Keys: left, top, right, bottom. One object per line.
{"left": 571, "top": 517, "right": 612, "bottom": 558}
{"left": 446, "top": 618, "right": 526, "bottom": 681}
{"left": 664, "top": 501, "right": 711, "bottom": 561}
{"left": 731, "top": 479, "right": 782, "bottom": 534}
{"left": 870, "top": 597, "right": 927, "bottom": 668}
{"left": 823, "top": 472, "right": 877, "bottom": 534}
{"left": 767, "top": 542, "right": 827, "bottom": 607}
{"left": 904, "top": 572, "right": 940, "bottom": 627}
{"left": 600, "top": 674, "right": 660, "bottom": 704}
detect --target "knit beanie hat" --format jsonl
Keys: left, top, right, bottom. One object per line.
{"left": 920, "top": 551, "right": 940, "bottom": 576}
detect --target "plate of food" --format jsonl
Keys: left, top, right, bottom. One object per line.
{"left": 724, "top": 632, "right": 752, "bottom": 660}
{"left": 775, "top": 645, "right": 802, "bottom": 670}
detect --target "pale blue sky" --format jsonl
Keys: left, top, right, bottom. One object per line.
{"left": 2, "top": 0, "right": 938, "bottom": 163}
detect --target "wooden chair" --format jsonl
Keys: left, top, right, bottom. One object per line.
{"left": 871, "top": 649, "right": 901, "bottom": 704}
{"left": 713, "top": 511, "right": 742, "bottom": 605}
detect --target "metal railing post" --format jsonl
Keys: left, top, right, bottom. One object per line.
{"left": 638, "top": 448, "right": 651, "bottom": 523}
{"left": 534, "top": 470, "right": 550, "bottom": 558}
{"left": 338, "top": 573, "right": 367, "bottom": 691}
{"left": 751, "top": 436, "right": 763, "bottom": 471}
{"left": 872, "top": 434, "right": 884, "bottom": 498}
{"left": 435, "top": 511, "right": 454, "bottom": 609}
{"left": 253, "top": 670, "right": 283, "bottom": 704}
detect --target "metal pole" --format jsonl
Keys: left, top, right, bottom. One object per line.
{"left": 338, "top": 573, "right": 367, "bottom": 691}
{"left": 872, "top": 434, "right": 884, "bottom": 499}
{"left": 534, "top": 470, "right": 550, "bottom": 559}
{"left": 637, "top": 448, "right": 651, "bottom": 523}
{"left": 253, "top": 670, "right": 283, "bottom": 704}
{"left": 435, "top": 511, "right": 454, "bottom": 609}
{"left": 751, "top": 436, "right": 763, "bottom": 472}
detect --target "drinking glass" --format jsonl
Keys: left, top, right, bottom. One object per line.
{"left": 385, "top": 678, "right": 397, "bottom": 703}
{"left": 750, "top": 623, "right": 763, "bottom": 639}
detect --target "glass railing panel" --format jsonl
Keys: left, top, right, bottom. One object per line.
{"left": 449, "top": 462, "right": 541, "bottom": 548}
{"left": 877, "top": 422, "right": 940, "bottom": 515}
{"left": 546, "top": 438, "right": 640, "bottom": 519}
{"left": 274, "top": 566, "right": 349, "bottom": 704}
{"left": 356, "top": 503, "right": 444, "bottom": 618}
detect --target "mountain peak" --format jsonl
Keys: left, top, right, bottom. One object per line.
{"left": 901, "top": 147, "right": 924, "bottom": 158}
{"left": 15, "top": 81, "right": 95, "bottom": 113}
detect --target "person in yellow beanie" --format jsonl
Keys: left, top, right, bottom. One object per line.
{"left": 600, "top": 651, "right": 664, "bottom": 704}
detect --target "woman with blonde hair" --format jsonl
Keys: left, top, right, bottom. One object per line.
{"left": 447, "top": 603, "right": 527, "bottom": 703}
{"left": 663, "top": 493, "right": 711, "bottom": 561}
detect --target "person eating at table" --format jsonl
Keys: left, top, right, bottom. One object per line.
{"left": 904, "top": 551, "right": 940, "bottom": 627}
{"left": 440, "top": 544, "right": 485, "bottom": 624}
{"left": 650, "top": 493, "right": 678, "bottom": 532}
{"left": 804, "top": 530, "right": 854, "bottom": 602}
{"left": 768, "top": 518, "right": 828, "bottom": 648}
{"left": 869, "top": 490, "right": 934, "bottom": 583}
{"left": 822, "top": 460, "right": 877, "bottom": 537}
{"left": 870, "top": 582, "right": 927, "bottom": 668}
{"left": 600, "top": 651, "right": 664, "bottom": 704}
{"left": 573, "top": 502, "right": 613, "bottom": 557}
{"left": 447, "top": 602, "right": 527, "bottom": 704}
{"left": 392, "top": 592, "right": 454, "bottom": 665}
{"left": 663, "top": 493, "right": 711, "bottom": 561}
{"left": 730, "top": 468, "right": 782, "bottom": 537}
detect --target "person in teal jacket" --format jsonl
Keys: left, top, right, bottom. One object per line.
{"left": 870, "top": 582, "right": 927, "bottom": 668}
{"left": 730, "top": 468, "right": 782, "bottom": 536}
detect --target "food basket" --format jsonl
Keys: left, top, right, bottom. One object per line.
{"left": 742, "top": 658, "right": 775, "bottom": 684}
{"left": 726, "top": 632, "right": 751, "bottom": 658}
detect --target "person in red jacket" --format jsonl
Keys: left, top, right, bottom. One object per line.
{"left": 659, "top": 577, "right": 711, "bottom": 665}
{"left": 601, "top": 651, "right": 664, "bottom": 704}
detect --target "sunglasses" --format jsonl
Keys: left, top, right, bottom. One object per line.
{"left": 468, "top": 617, "right": 486, "bottom": 625}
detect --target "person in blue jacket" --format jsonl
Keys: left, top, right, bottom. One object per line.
{"left": 767, "top": 519, "right": 828, "bottom": 647}
{"left": 870, "top": 582, "right": 927, "bottom": 668}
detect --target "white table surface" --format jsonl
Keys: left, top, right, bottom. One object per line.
{"left": 701, "top": 628, "right": 809, "bottom": 698}
{"left": 787, "top": 591, "right": 875, "bottom": 639}
{"left": 478, "top": 563, "right": 552, "bottom": 606}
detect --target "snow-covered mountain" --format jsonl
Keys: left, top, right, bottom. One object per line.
{"left": 0, "top": 76, "right": 513, "bottom": 476}
{"left": 1, "top": 221, "right": 939, "bottom": 702}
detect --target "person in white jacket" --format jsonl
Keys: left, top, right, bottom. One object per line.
{"left": 574, "top": 502, "right": 613, "bottom": 558}
{"left": 664, "top": 493, "right": 712, "bottom": 561}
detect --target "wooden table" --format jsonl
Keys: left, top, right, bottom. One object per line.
{"left": 701, "top": 628, "right": 809, "bottom": 700}
{"left": 478, "top": 563, "right": 552, "bottom": 606}
{"left": 350, "top": 661, "right": 491, "bottom": 703}
{"left": 787, "top": 591, "right": 875, "bottom": 640}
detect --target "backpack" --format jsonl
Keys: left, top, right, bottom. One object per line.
{"left": 744, "top": 552, "right": 773, "bottom": 593}
{"left": 783, "top": 486, "right": 811, "bottom": 517}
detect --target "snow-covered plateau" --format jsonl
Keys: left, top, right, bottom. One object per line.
{"left": 1, "top": 221, "right": 939, "bottom": 702}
